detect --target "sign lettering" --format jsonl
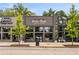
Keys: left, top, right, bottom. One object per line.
{"left": 0, "top": 17, "right": 13, "bottom": 24}
{"left": 32, "top": 19, "right": 46, "bottom": 24}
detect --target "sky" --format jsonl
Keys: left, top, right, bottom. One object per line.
{"left": 0, "top": 3, "right": 79, "bottom": 15}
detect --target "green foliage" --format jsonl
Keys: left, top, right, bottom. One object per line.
{"left": 43, "top": 8, "right": 56, "bottom": 16}
{"left": 56, "top": 10, "right": 67, "bottom": 17}
{"left": 14, "top": 3, "right": 35, "bottom": 16}
{"left": 9, "top": 14, "right": 27, "bottom": 44}
{"left": 65, "top": 4, "right": 79, "bottom": 38}
{"left": 12, "top": 15, "right": 26, "bottom": 37}
{"left": 42, "top": 11, "right": 49, "bottom": 16}
{"left": 0, "top": 3, "right": 35, "bottom": 17}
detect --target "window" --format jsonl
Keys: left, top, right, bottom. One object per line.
{"left": 45, "top": 33, "right": 52, "bottom": 41}
{"left": 26, "top": 26, "right": 33, "bottom": 32}
{"left": 58, "top": 32, "right": 62, "bottom": 37}
{"left": 2, "top": 33, "right": 10, "bottom": 40}
{"left": 0, "top": 27, "right": 1, "bottom": 32}
{"left": 58, "top": 26, "right": 62, "bottom": 31}
{"left": 25, "top": 33, "right": 33, "bottom": 41}
{"left": 35, "top": 27, "right": 43, "bottom": 32}
{"left": 44, "top": 27, "right": 52, "bottom": 32}
{"left": 0, "top": 33, "right": 1, "bottom": 40}
{"left": 2, "top": 27, "right": 10, "bottom": 32}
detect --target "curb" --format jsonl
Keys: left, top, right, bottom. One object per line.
{"left": 0, "top": 45, "right": 79, "bottom": 48}
{"left": 0, "top": 44, "right": 79, "bottom": 48}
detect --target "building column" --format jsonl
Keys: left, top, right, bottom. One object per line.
{"left": 52, "top": 26, "right": 54, "bottom": 42}
{"left": 43, "top": 32, "right": 45, "bottom": 42}
{"left": 43, "top": 27, "right": 45, "bottom": 42}
{"left": 53, "top": 15, "right": 58, "bottom": 42}
{"left": 52, "top": 16, "right": 55, "bottom": 42}
{"left": 33, "top": 27, "right": 35, "bottom": 42}
{"left": 10, "top": 27, "right": 12, "bottom": 42}
{"left": 1, "top": 27, "right": 3, "bottom": 40}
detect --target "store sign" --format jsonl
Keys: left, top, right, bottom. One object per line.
{"left": 0, "top": 17, "right": 13, "bottom": 24}
{"left": 32, "top": 19, "right": 46, "bottom": 24}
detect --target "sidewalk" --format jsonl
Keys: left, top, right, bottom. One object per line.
{"left": 0, "top": 42, "right": 79, "bottom": 48}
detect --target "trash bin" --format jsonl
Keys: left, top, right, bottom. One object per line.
{"left": 36, "top": 36, "right": 40, "bottom": 46}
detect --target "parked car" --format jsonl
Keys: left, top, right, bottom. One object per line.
{"left": 76, "top": 38, "right": 79, "bottom": 42}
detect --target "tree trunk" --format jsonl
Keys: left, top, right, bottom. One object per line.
{"left": 72, "top": 38, "right": 73, "bottom": 46}
{"left": 18, "top": 35, "right": 20, "bottom": 46}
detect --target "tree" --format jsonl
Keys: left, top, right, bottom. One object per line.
{"left": 56, "top": 10, "right": 67, "bottom": 41}
{"left": 48, "top": 8, "right": 56, "bottom": 16}
{"left": 55, "top": 10, "right": 67, "bottom": 17}
{"left": 14, "top": 3, "right": 35, "bottom": 16}
{"left": 65, "top": 4, "right": 79, "bottom": 45}
{"left": 11, "top": 15, "right": 26, "bottom": 45}
{"left": 9, "top": 3, "right": 36, "bottom": 45}
{"left": 43, "top": 8, "right": 56, "bottom": 16}
{"left": 0, "top": 10, "right": 4, "bottom": 16}
{"left": 43, "top": 11, "right": 49, "bottom": 16}
{"left": 0, "top": 3, "right": 35, "bottom": 17}
{"left": 0, "top": 9, "right": 15, "bottom": 17}
{"left": 3, "top": 8, "right": 15, "bottom": 16}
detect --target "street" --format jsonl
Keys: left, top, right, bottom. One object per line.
{"left": 0, "top": 47, "right": 79, "bottom": 55}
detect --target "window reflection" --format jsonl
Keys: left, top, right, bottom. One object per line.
{"left": 26, "top": 26, "right": 33, "bottom": 32}
{"left": 44, "top": 27, "right": 52, "bottom": 32}
{"left": 45, "top": 33, "right": 52, "bottom": 41}
{"left": 35, "top": 27, "right": 43, "bottom": 32}
{"left": 25, "top": 33, "right": 33, "bottom": 42}
{"left": 2, "top": 33, "right": 10, "bottom": 40}
{"left": 58, "top": 26, "right": 62, "bottom": 31}
{"left": 0, "top": 33, "right": 1, "bottom": 40}
{"left": 58, "top": 32, "right": 62, "bottom": 37}
{"left": 0, "top": 27, "right": 1, "bottom": 32}
{"left": 2, "top": 27, "right": 10, "bottom": 32}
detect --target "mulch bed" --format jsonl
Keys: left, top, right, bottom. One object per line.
{"left": 30, "top": 46, "right": 64, "bottom": 48}
{"left": 63, "top": 45, "right": 79, "bottom": 48}
{"left": 10, "top": 44, "right": 64, "bottom": 48}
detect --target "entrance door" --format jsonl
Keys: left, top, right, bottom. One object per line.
{"left": 35, "top": 33, "right": 43, "bottom": 42}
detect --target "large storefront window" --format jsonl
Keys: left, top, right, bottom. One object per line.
{"left": 58, "top": 31, "right": 62, "bottom": 37}
{"left": 2, "top": 27, "right": 10, "bottom": 32}
{"left": 35, "top": 27, "right": 43, "bottom": 32}
{"left": 2, "top": 33, "right": 10, "bottom": 40}
{"left": 45, "top": 33, "right": 52, "bottom": 41}
{"left": 0, "top": 33, "right": 1, "bottom": 40}
{"left": 58, "top": 26, "right": 62, "bottom": 31}
{"left": 25, "top": 33, "right": 33, "bottom": 42}
{"left": 0, "top": 27, "right": 1, "bottom": 32}
{"left": 26, "top": 26, "right": 33, "bottom": 32}
{"left": 44, "top": 27, "right": 52, "bottom": 32}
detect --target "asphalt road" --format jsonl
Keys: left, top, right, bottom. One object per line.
{"left": 0, "top": 47, "right": 79, "bottom": 55}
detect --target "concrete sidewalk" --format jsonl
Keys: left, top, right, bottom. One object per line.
{"left": 0, "top": 42, "right": 79, "bottom": 47}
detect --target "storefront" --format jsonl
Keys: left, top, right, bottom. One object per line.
{"left": 23, "top": 16, "right": 58, "bottom": 42}
{"left": 0, "top": 16, "right": 58, "bottom": 42}
{"left": 0, "top": 17, "right": 15, "bottom": 42}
